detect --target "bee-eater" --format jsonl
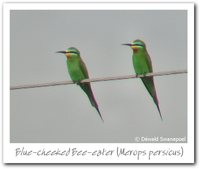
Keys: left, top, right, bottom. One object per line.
{"left": 57, "top": 47, "right": 103, "bottom": 121}
{"left": 123, "top": 40, "right": 162, "bottom": 120}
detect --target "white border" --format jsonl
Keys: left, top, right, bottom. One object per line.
{"left": 3, "top": 2, "right": 194, "bottom": 163}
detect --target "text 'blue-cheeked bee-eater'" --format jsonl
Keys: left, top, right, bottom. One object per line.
{"left": 123, "top": 39, "right": 162, "bottom": 120}
{"left": 57, "top": 47, "right": 103, "bottom": 122}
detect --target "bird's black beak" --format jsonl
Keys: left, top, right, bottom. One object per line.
{"left": 122, "top": 43, "right": 132, "bottom": 46}
{"left": 56, "top": 51, "right": 66, "bottom": 54}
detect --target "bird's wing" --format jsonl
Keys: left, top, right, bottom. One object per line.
{"left": 79, "top": 57, "right": 89, "bottom": 78}
{"left": 78, "top": 57, "right": 103, "bottom": 121}
{"left": 145, "top": 52, "right": 153, "bottom": 72}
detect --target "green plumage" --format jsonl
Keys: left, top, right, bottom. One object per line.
{"left": 124, "top": 40, "right": 162, "bottom": 120}
{"left": 57, "top": 47, "right": 103, "bottom": 121}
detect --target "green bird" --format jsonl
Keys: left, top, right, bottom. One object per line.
{"left": 123, "top": 40, "right": 162, "bottom": 120}
{"left": 57, "top": 47, "right": 103, "bottom": 121}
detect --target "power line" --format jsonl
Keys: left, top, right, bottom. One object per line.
{"left": 10, "top": 70, "right": 187, "bottom": 90}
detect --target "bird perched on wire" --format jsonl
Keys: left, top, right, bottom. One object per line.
{"left": 123, "top": 39, "right": 162, "bottom": 120}
{"left": 57, "top": 47, "right": 103, "bottom": 121}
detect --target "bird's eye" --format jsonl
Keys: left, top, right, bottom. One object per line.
{"left": 134, "top": 44, "right": 144, "bottom": 47}
{"left": 67, "top": 51, "right": 78, "bottom": 54}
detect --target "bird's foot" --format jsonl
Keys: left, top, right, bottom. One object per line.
{"left": 136, "top": 73, "right": 147, "bottom": 78}
{"left": 143, "top": 73, "right": 147, "bottom": 77}
{"left": 74, "top": 81, "right": 81, "bottom": 85}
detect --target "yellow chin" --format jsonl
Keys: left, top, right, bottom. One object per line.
{"left": 66, "top": 53, "right": 71, "bottom": 59}
{"left": 131, "top": 46, "right": 138, "bottom": 50}
{"left": 131, "top": 46, "right": 139, "bottom": 53}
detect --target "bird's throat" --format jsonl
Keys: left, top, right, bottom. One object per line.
{"left": 132, "top": 46, "right": 139, "bottom": 53}
{"left": 66, "top": 53, "right": 71, "bottom": 59}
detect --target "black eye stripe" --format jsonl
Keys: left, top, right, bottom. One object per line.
{"left": 66, "top": 51, "right": 79, "bottom": 54}
{"left": 132, "top": 44, "right": 144, "bottom": 47}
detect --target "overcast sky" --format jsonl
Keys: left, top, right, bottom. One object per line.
{"left": 10, "top": 10, "right": 187, "bottom": 143}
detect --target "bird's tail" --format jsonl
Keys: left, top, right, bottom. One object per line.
{"left": 79, "top": 83, "right": 104, "bottom": 122}
{"left": 141, "top": 77, "right": 163, "bottom": 120}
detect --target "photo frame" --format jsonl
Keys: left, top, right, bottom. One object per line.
{"left": 3, "top": 2, "right": 194, "bottom": 163}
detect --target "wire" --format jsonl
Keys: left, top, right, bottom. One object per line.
{"left": 10, "top": 70, "right": 187, "bottom": 90}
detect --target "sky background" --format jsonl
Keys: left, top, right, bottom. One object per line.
{"left": 10, "top": 10, "right": 187, "bottom": 143}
